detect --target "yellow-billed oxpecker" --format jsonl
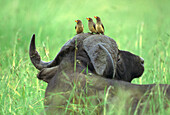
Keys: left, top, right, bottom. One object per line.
{"left": 94, "top": 16, "right": 104, "bottom": 35}
{"left": 86, "top": 17, "right": 97, "bottom": 34}
{"left": 75, "top": 20, "right": 84, "bottom": 34}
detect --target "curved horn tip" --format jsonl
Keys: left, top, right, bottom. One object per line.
{"left": 32, "top": 34, "right": 35, "bottom": 41}
{"left": 29, "top": 33, "right": 41, "bottom": 70}
{"left": 30, "top": 34, "right": 36, "bottom": 52}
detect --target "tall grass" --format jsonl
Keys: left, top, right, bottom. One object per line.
{"left": 0, "top": 0, "right": 169, "bottom": 114}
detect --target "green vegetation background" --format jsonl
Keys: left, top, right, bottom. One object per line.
{"left": 0, "top": 0, "right": 169, "bottom": 114}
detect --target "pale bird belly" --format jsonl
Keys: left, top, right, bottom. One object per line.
{"left": 77, "top": 27, "right": 83, "bottom": 33}
{"left": 89, "top": 26, "right": 96, "bottom": 32}
{"left": 96, "top": 25, "right": 104, "bottom": 33}
{"left": 88, "top": 23, "right": 96, "bottom": 33}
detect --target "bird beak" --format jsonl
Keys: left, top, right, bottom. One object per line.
{"left": 75, "top": 20, "right": 78, "bottom": 23}
{"left": 86, "top": 17, "right": 89, "bottom": 20}
{"left": 94, "top": 16, "right": 97, "bottom": 19}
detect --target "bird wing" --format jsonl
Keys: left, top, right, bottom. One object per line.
{"left": 101, "top": 23, "right": 104, "bottom": 31}
{"left": 75, "top": 25, "right": 77, "bottom": 30}
{"left": 93, "top": 23, "right": 96, "bottom": 30}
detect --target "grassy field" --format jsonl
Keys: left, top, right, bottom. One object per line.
{"left": 0, "top": 0, "right": 170, "bottom": 114}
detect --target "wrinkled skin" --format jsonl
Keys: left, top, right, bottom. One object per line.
{"left": 29, "top": 33, "right": 169, "bottom": 114}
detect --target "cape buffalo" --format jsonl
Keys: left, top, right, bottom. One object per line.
{"left": 29, "top": 33, "right": 169, "bottom": 114}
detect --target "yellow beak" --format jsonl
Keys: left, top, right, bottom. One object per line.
{"left": 86, "top": 17, "right": 89, "bottom": 20}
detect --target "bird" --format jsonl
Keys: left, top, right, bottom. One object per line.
{"left": 86, "top": 17, "right": 97, "bottom": 34}
{"left": 75, "top": 20, "right": 84, "bottom": 34}
{"left": 94, "top": 16, "right": 104, "bottom": 35}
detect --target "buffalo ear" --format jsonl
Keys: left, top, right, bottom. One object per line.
{"left": 37, "top": 66, "right": 59, "bottom": 83}
{"left": 83, "top": 36, "right": 117, "bottom": 78}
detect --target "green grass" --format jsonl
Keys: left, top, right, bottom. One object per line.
{"left": 0, "top": 0, "right": 169, "bottom": 114}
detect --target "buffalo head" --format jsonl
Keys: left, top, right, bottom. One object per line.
{"left": 29, "top": 33, "right": 144, "bottom": 83}
{"left": 115, "top": 50, "right": 144, "bottom": 82}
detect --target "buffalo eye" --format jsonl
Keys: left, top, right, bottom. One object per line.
{"left": 140, "top": 57, "right": 144, "bottom": 65}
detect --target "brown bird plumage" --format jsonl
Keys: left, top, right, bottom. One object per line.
{"left": 75, "top": 20, "right": 84, "bottom": 34}
{"left": 86, "top": 17, "right": 97, "bottom": 34}
{"left": 94, "top": 16, "right": 104, "bottom": 35}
